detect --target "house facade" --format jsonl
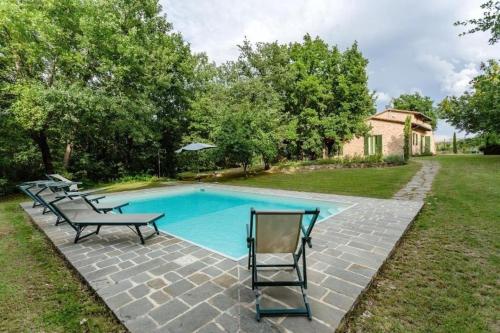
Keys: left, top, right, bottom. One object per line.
{"left": 342, "top": 109, "right": 435, "bottom": 157}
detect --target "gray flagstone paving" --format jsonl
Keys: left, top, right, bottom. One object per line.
{"left": 21, "top": 184, "right": 425, "bottom": 332}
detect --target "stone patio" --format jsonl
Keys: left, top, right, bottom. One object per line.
{"left": 21, "top": 184, "right": 424, "bottom": 332}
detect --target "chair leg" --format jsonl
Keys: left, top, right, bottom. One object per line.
{"left": 152, "top": 222, "right": 159, "bottom": 235}
{"left": 74, "top": 226, "right": 82, "bottom": 243}
{"left": 96, "top": 225, "right": 101, "bottom": 235}
{"left": 135, "top": 226, "right": 145, "bottom": 244}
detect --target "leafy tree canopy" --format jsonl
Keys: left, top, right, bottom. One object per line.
{"left": 455, "top": 0, "right": 500, "bottom": 45}
{"left": 390, "top": 92, "right": 438, "bottom": 129}
{"left": 439, "top": 60, "right": 499, "bottom": 135}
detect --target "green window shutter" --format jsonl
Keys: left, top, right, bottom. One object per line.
{"left": 425, "top": 136, "right": 431, "bottom": 153}
{"left": 421, "top": 136, "right": 424, "bottom": 154}
{"left": 364, "top": 136, "right": 369, "bottom": 156}
{"left": 375, "top": 135, "right": 382, "bottom": 154}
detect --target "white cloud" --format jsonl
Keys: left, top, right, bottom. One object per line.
{"left": 417, "top": 54, "right": 479, "bottom": 96}
{"left": 375, "top": 91, "right": 391, "bottom": 103}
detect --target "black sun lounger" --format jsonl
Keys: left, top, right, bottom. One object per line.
{"left": 51, "top": 195, "right": 129, "bottom": 225}
{"left": 51, "top": 197, "right": 164, "bottom": 244}
{"left": 247, "top": 208, "right": 320, "bottom": 321}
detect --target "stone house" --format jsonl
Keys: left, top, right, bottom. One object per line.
{"left": 342, "top": 109, "right": 435, "bottom": 157}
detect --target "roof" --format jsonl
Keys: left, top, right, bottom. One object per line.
{"left": 368, "top": 113, "right": 432, "bottom": 131}
{"left": 370, "top": 108, "right": 433, "bottom": 122}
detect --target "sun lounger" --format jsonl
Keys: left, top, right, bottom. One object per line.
{"left": 51, "top": 197, "right": 163, "bottom": 244}
{"left": 246, "top": 208, "right": 320, "bottom": 321}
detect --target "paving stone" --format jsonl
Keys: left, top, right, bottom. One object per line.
{"left": 106, "top": 291, "right": 133, "bottom": 309}
{"left": 180, "top": 281, "right": 223, "bottom": 306}
{"left": 208, "top": 293, "right": 236, "bottom": 311}
{"left": 324, "top": 266, "right": 371, "bottom": 287}
{"left": 96, "top": 257, "right": 121, "bottom": 268}
{"left": 150, "top": 299, "right": 189, "bottom": 326}
{"left": 281, "top": 316, "right": 332, "bottom": 333}
{"left": 163, "top": 279, "right": 195, "bottom": 297}
{"left": 147, "top": 278, "right": 167, "bottom": 289}
{"left": 164, "top": 271, "right": 182, "bottom": 283}
{"left": 129, "top": 284, "right": 150, "bottom": 298}
{"left": 149, "top": 290, "right": 171, "bottom": 305}
{"left": 150, "top": 262, "right": 180, "bottom": 276}
{"left": 214, "top": 312, "right": 239, "bottom": 332}
{"left": 323, "top": 291, "right": 355, "bottom": 311}
{"left": 162, "top": 302, "right": 219, "bottom": 333}
{"left": 126, "top": 315, "right": 158, "bottom": 332}
{"left": 117, "top": 297, "right": 154, "bottom": 320}
{"left": 197, "top": 322, "right": 225, "bottom": 333}
{"left": 201, "top": 266, "right": 223, "bottom": 277}
{"left": 109, "top": 258, "right": 164, "bottom": 282}
{"left": 99, "top": 280, "right": 133, "bottom": 299}
{"left": 213, "top": 274, "right": 238, "bottom": 288}
{"left": 188, "top": 272, "right": 210, "bottom": 285}
{"left": 131, "top": 272, "right": 152, "bottom": 284}
{"left": 323, "top": 276, "right": 364, "bottom": 298}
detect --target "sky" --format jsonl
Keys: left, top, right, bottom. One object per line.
{"left": 160, "top": 0, "right": 499, "bottom": 141}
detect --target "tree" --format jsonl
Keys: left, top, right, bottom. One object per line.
{"left": 453, "top": 132, "right": 458, "bottom": 154}
{"left": 403, "top": 116, "right": 412, "bottom": 161}
{"left": 439, "top": 60, "right": 499, "bottom": 135}
{"left": 390, "top": 93, "right": 438, "bottom": 129}
{"left": 0, "top": 0, "right": 198, "bottom": 179}
{"left": 234, "top": 35, "right": 375, "bottom": 160}
{"left": 455, "top": 1, "right": 500, "bottom": 45}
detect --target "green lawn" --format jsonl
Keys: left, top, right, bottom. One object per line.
{"left": 224, "top": 162, "right": 421, "bottom": 198}
{"left": 0, "top": 196, "right": 125, "bottom": 332}
{"left": 343, "top": 155, "right": 500, "bottom": 332}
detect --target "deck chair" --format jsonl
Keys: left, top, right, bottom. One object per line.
{"left": 46, "top": 174, "right": 104, "bottom": 202}
{"left": 49, "top": 194, "right": 129, "bottom": 226}
{"left": 19, "top": 184, "right": 126, "bottom": 225}
{"left": 247, "top": 208, "right": 320, "bottom": 321}
{"left": 51, "top": 197, "right": 163, "bottom": 244}
{"left": 46, "top": 174, "right": 79, "bottom": 191}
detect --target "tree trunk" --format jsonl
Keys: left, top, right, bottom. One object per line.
{"left": 31, "top": 131, "right": 54, "bottom": 174}
{"left": 63, "top": 142, "right": 73, "bottom": 170}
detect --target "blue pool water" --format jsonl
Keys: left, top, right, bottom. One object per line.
{"left": 109, "top": 188, "right": 350, "bottom": 259}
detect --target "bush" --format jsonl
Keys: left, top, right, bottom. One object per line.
{"left": 384, "top": 154, "right": 406, "bottom": 165}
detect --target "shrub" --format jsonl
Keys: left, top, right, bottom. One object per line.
{"left": 384, "top": 154, "right": 406, "bottom": 165}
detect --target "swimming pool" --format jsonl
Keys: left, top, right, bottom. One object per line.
{"left": 105, "top": 187, "right": 352, "bottom": 260}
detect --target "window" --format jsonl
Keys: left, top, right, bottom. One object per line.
{"left": 412, "top": 133, "right": 419, "bottom": 146}
{"left": 368, "top": 136, "right": 376, "bottom": 155}
{"left": 364, "top": 135, "right": 382, "bottom": 156}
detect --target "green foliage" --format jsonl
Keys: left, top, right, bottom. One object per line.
{"left": 439, "top": 60, "right": 499, "bottom": 136}
{"left": 0, "top": 0, "right": 198, "bottom": 180}
{"left": 0, "top": 2, "right": 376, "bottom": 183}
{"left": 390, "top": 92, "right": 438, "bottom": 129}
{"left": 455, "top": 0, "right": 500, "bottom": 44}
{"left": 383, "top": 154, "right": 407, "bottom": 165}
{"left": 403, "top": 116, "right": 412, "bottom": 161}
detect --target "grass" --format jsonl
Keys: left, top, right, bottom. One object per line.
{"left": 223, "top": 162, "right": 421, "bottom": 198}
{"left": 0, "top": 195, "right": 125, "bottom": 332}
{"left": 343, "top": 155, "right": 500, "bottom": 332}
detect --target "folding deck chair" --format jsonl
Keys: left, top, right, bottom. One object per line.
{"left": 51, "top": 197, "right": 163, "bottom": 244}
{"left": 247, "top": 208, "right": 320, "bottom": 321}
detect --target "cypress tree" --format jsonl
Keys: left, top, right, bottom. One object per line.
{"left": 403, "top": 116, "right": 412, "bottom": 161}
{"left": 453, "top": 132, "right": 458, "bottom": 154}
